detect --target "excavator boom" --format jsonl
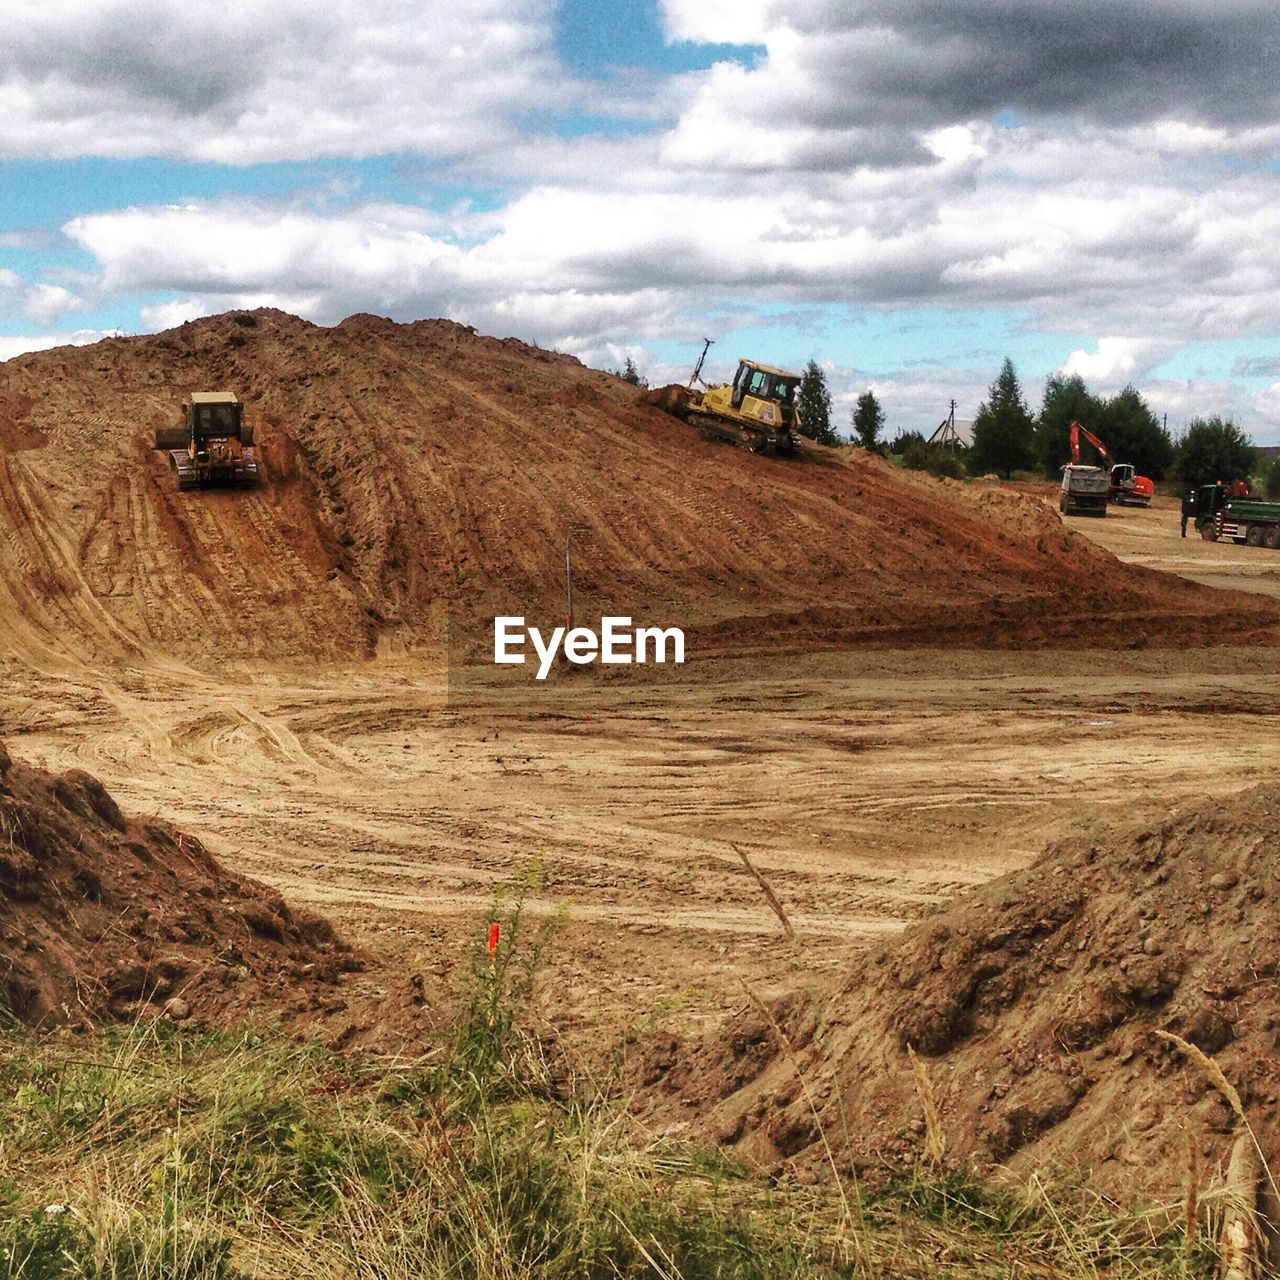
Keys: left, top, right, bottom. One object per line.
{"left": 1068, "top": 420, "right": 1111, "bottom": 466}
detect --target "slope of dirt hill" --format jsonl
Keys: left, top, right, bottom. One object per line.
{"left": 0, "top": 308, "right": 1276, "bottom": 668}
{"left": 639, "top": 781, "right": 1280, "bottom": 1200}
{"left": 0, "top": 737, "right": 444, "bottom": 1042}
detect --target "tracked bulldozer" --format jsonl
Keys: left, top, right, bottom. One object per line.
{"left": 154, "top": 392, "right": 258, "bottom": 490}
{"left": 644, "top": 341, "right": 801, "bottom": 454}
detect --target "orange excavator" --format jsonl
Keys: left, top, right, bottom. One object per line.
{"left": 1069, "top": 421, "right": 1154, "bottom": 507}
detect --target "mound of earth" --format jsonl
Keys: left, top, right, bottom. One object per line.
{"left": 640, "top": 781, "right": 1280, "bottom": 1199}
{"left": 0, "top": 308, "right": 1275, "bottom": 667}
{"left": 0, "top": 737, "right": 381, "bottom": 1033}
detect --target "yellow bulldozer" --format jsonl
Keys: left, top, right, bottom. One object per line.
{"left": 153, "top": 391, "right": 259, "bottom": 490}
{"left": 644, "top": 340, "right": 801, "bottom": 454}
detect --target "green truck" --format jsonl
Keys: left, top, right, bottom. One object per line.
{"left": 1190, "top": 483, "right": 1280, "bottom": 547}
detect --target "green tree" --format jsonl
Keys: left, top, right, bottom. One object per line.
{"left": 851, "top": 390, "right": 885, "bottom": 450}
{"left": 798, "top": 359, "right": 838, "bottom": 446}
{"left": 1095, "top": 385, "right": 1174, "bottom": 479}
{"left": 612, "top": 356, "right": 648, "bottom": 389}
{"left": 1034, "top": 372, "right": 1102, "bottom": 476}
{"left": 1174, "top": 415, "right": 1256, "bottom": 488}
{"left": 970, "top": 358, "right": 1035, "bottom": 478}
{"left": 1262, "top": 457, "right": 1280, "bottom": 500}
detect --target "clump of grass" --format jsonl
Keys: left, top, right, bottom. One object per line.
{"left": 906, "top": 1045, "right": 945, "bottom": 1167}
{"left": 0, "top": 863, "right": 1245, "bottom": 1278}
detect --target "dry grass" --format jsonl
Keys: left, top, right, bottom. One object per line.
{"left": 906, "top": 1044, "right": 946, "bottom": 1167}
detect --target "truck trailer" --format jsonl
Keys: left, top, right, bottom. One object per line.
{"left": 1192, "top": 483, "right": 1280, "bottom": 547}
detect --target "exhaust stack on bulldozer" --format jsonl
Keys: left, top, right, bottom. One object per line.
{"left": 644, "top": 341, "right": 802, "bottom": 455}
{"left": 154, "top": 392, "right": 259, "bottom": 490}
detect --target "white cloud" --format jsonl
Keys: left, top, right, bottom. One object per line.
{"left": 0, "top": 330, "right": 117, "bottom": 361}
{"left": 0, "top": 270, "right": 86, "bottom": 325}
{"left": 22, "top": 283, "right": 83, "bottom": 323}
{"left": 1061, "top": 338, "right": 1175, "bottom": 386}
{"left": 659, "top": 0, "right": 773, "bottom": 45}
{"left": 138, "top": 298, "right": 217, "bottom": 329}
{"left": 0, "top": 0, "right": 564, "bottom": 163}
{"left": 1252, "top": 382, "right": 1280, "bottom": 429}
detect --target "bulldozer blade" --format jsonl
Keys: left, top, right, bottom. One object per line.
{"left": 643, "top": 384, "right": 696, "bottom": 420}
{"left": 154, "top": 425, "right": 188, "bottom": 449}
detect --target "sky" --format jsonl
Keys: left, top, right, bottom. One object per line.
{"left": 2, "top": 0, "right": 1280, "bottom": 441}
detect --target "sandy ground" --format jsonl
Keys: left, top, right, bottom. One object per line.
{"left": 1070, "top": 491, "right": 1280, "bottom": 599}
{"left": 6, "top": 617, "right": 1280, "bottom": 1036}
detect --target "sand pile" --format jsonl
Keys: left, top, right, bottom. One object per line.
{"left": 0, "top": 308, "right": 1274, "bottom": 668}
{"left": 643, "top": 781, "right": 1280, "bottom": 1199}
{"left": 0, "top": 737, "right": 363, "bottom": 1030}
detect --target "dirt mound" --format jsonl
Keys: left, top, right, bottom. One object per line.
{"left": 0, "top": 736, "right": 374, "bottom": 1030}
{"left": 641, "top": 781, "right": 1280, "bottom": 1198}
{"left": 0, "top": 308, "right": 1275, "bottom": 667}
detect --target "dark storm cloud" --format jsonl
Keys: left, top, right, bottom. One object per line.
{"left": 778, "top": 0, "right": 1280, "bottom": 129}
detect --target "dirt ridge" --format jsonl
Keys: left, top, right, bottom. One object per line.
{"left": 2, "top": 308, "right": 1275, "bottom": 668}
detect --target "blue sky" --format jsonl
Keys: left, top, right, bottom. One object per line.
{"left": 3, "top": 0, "right": 1280, "bottom": 440}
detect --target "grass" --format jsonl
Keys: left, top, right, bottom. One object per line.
{"left": 0, "top": 873, "right": 1232, "bottom": 1278}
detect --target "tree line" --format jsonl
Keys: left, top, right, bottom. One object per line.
{"left": 797, "top": 356, "right": 1262, "bottom": 493}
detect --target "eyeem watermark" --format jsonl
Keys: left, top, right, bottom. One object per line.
{"left": 494, "top": 616, "right": 685, "bottom": 680}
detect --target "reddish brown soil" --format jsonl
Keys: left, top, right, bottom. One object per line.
{"left": 0, "top": 308, "right": 1275, "bottom": 669}
{"left": 0, "top": 738, "right": 435, "bottom": 1049}
{"left": 638, "top": 780, "right": 1280, "bottom": 1199}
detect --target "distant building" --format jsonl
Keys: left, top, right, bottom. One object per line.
{"left": 927, "top": 406, "right": 975, "bottom": 448}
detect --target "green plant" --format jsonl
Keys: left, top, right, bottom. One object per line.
{"left": 415, "top": 857, "right": 565, "bottom": 1113}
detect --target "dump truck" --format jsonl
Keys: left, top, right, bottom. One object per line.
{"left": 1192, "top": 483, "right": 1280, "bottom": 547}
{"left": 1059, "top": 464, "right": 1110, "bottom": 516}
{"left": 154, "top": 392, "right": 258, "bottom": 490}
{"left": 644, "top": 341, "right": 801, "bottom": 454}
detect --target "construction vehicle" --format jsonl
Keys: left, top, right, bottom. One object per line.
{"left": 1059, "top": 463, "right": 1110, "bottom": 516}
{"left": 1068, "top": 421, "right": 1154, "bottom": 506}
{"left": 153, "top": 392, "right": 258, "bottom": 490}
{"left": 644, "top": 340, "right": 801, "bottom": 454}
{"left": 1190, "top": 482, "right": 1280, "bottom": 546}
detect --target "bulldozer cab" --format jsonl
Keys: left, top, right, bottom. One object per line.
{"left": 188, "top": 392, "right": 243, "bottom": 442}
{"left": 731, "top": 361, "right": 798, "bottom": 410}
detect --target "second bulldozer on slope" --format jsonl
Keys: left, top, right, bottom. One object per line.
{"left": 645, "top": 343, "right": 802, "bottom": 454}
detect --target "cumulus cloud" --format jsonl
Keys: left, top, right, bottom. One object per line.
{"left": 0, "top": 330, "right": 117, "bottom": 360}
{"left": 0, "top": 0, "right": 564, "bottom": 162}
{"left": 1061, "top": 338, "right": 1176, "bottom": 386}
{"left": 0, "top": 269, "right": 86, "bottom": 324}
{"left": 138, "top": 297, "right": 217, "bottom": 329}
{"left": 55, "top": 131, "right": 1280, "bottom": 367}
{"left": 1252, "top": 381, "right": 1280, "bottom": 426}
{"left": 659, "top": 0, "right": 772, "bottom": 45}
